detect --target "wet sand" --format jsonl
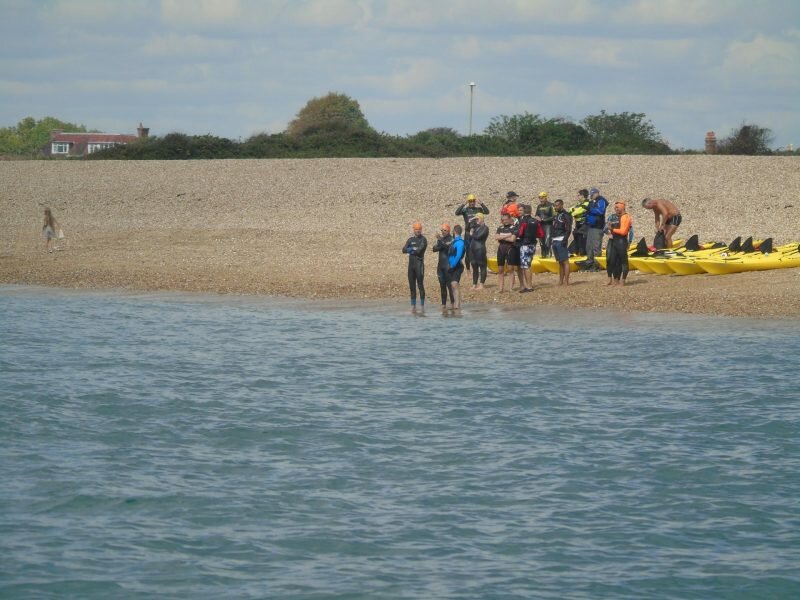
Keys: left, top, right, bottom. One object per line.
{"left": 1, "top": 156, "right": 798, "bottom": 318}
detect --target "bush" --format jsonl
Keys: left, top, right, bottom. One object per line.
{"left": 717, "top": 123, "right": 774, "bottom": 155}
{"left": 286, "top": 92, "right": 373, "bottom": 138}
{"left": 581, "top": 110, "right": 670, "bottom": 153}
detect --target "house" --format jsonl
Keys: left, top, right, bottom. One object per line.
{"left": 42, "top": 123, "right": 149, "bottom": 157}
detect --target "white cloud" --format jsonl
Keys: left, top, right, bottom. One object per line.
{"left": 0, "top": 79, "right": 53, "bottom": 95}
{"left": 142, "top": 33, "right": 238, "bottom": 57}
{"left": 159, "top": 0, "right": 369, "bottom": 30}
{"left": 545, "top": 80, "right": 572, "bottom": 99}
{"left": 354, "top": 58, "right": 443, "bottom": 94}
{"left": 722, "top": 34, "right": 800, "bottom": 82}
{"left": 376, "top": 0, "right": 601, "bottom": 29}
{"left": 284, "top": 0, "right": 367, "bottom": 27}
{"left": 616, "top": 0, "right": 723, "bottom": 26}
{"left": 40, "top": 0, "right": 151, "bottom": 24}
{"left": 360, "top": 97, "right": 414, "bottom": 117}
{"left": 160, "top": 0, "right": 244, "bottom": 26}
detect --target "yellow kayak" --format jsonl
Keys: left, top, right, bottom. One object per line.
{"left": 611, "top": 238, "right": 687, "bottom": 274}
{"left": 660, "top": 238, "right": 776, "bottom": 275}
{"left": 629, "top": 238, "right": 727, "bottom": 275}
{"left": 487, "top": 256, "right": 548, "bottom": 274}
{"left": 694, "top": 245, "right": 800, "bottom": 275}
{"left": 537, "top": 256, "right": 584, "bottom": 273}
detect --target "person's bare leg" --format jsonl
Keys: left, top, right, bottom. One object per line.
{"left": 563, "top": 262, "right": 570, "bottom": 286}
{"left": 498, "top": 271, "right": 505, "bottom": 292}
{"left": 664, "top": 224, "right": 677, "bottom": 248}
{"left": 451, "top": 282, "right": 460, "bottom": 309}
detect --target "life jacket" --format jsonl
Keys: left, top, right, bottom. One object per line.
{"left": 570, "top": 200, "right": 590, "bottom": 223}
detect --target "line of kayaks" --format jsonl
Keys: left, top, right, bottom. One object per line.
{"left": 613, "top": 235, "right": 800, "bottom": 275}
{"left": 487, "top": 235, "right": 800, "bottom": 276}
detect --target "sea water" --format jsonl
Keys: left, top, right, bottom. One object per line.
{"left": 1, "top": 285, "right": 798, "bottom": 599}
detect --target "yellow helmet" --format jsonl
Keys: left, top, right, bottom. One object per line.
{"left": 466, "top": 194, "right": 476, "bottom": 201}
{"left": 538, "top": 191, "right": 548, "bottom": 199}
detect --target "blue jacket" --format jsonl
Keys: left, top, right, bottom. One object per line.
{"left": 586, "top": 196, "right": 608, "bottom": 228}
{"left": 448, "top": 236, "right": 465, "bottom": 269}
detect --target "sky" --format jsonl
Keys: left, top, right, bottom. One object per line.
{"left": 1, "top": 0, "right": 799, "bottom": 150}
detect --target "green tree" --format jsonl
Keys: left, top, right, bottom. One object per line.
{"left": 483, "top": 113, "right": 589, "bottom": 153}
{"left": 717, "top": 123, "right": 773, "bottom": 155}
{"left": 581, "top": 110, "right": 669, "bottom": 153}
{"left": 286, "top": 92, "right": 373, "bottom": 137}
{"left": 0, "top": 116, "right": 88, "bottom": 156}
{"left": 484, "top": 112, "right": 545, "bottom": 144}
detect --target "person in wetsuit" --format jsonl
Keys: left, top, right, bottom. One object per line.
{"left": 534, "top": 191, "right": 555, "bottom": 258}
{"left": 432, "top": 223, "right": 455, "bottom": 309}
{"left": 495, "top": 212, "right": 518, "bottom": 292}
{"left": 455, "top": 194, "right": 490, "bottom": 270}
{"left": 468, "top": 213, "right": 489, "bottom": 290}
{"left": 402, "top": 222, "right": 427, "bottom": 309}
{"left": 551, "top": 199, "right": 574, "bottom": 286}
{"left": 606, "top": 201, "right": 632, "bottom": 286}
{"left": 448, "top": 224, "right": 466, "bottom": 310}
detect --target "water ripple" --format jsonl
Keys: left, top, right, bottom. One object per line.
{"left": 1, "top": 287, "right": 799, "bottom": 599}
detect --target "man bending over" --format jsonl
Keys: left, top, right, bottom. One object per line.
{"left": 642, "top": 198, "right": 681, "bottom": 248}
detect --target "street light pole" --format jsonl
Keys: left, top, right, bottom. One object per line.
{"left": 468, "top": 82, "right": 476, "bottom": 136}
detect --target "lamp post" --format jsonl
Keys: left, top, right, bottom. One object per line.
{"left": 468, "top": 82, "right": 476, "bottom": 136}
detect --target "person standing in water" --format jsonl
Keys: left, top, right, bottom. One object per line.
{"left": 468, "top": 213, "right": 489, "bottom": 290}
{"left": 642, "top": 198, "right": 681, "bottom": 248}
{"left": 42, "top": 207, "right": 60, "bottom": 252}
{"left": 448, "top": 224, "right": 466, "bottom": 310}
{"left": 402, "top": 222, "right": 427, "bottom": 309}
{"left": 432, "top": 223, "right": 455, "bottom": 309}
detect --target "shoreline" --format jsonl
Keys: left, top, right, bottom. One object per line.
{"left": 3, "top": 230, "right": 799, "bottom": 319}
{"left": 2, "top": 157, "right": 799, "bottom": 319}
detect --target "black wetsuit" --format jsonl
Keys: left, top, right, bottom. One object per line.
{"left": 455, "top": 201, "right": 490, "bottom": 269}
{"left": 432, "top": 234, "right": 454, "bottom": 305}
{"left": 496, "top": 224, "right": 517, "bottom": 267}
{"left": 402, "top": 234, "right": 427, "bottom": 305}
{"left": 535, "top": 201, "right": 555, "bottom": 258}
{"left": 551, "top": 209, "right": 573, "bottom": 262}
{"left": 469, "top": 223, "right": 489, "bottom": 285}
{"left": 608, "top": 215, "right": 631, "bottom": 281}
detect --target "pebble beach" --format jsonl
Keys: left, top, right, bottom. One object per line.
{"left": 1, "top": 155, "right": 799, "bottom": 318}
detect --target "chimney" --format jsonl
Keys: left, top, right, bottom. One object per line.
{"left": 704, "top": 131, "right": 717, "bottom": 154}
{"left": 137, "top": 122, "right": 149, "bottom": 138}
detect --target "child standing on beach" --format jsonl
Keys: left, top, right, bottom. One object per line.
{"left": 43, "top": 208, "right": 61, "bottom": 252}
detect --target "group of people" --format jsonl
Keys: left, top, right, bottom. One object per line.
{"left": 402, "top": 189, "right": 682, "bottom": 310}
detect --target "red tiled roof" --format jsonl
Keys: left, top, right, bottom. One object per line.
{"left": 52, "top": 132, "right": 138, "bottom": 144}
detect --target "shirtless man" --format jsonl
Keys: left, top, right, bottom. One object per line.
{"left": 642, "top": 198, "right": 681, "bottom": 248}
